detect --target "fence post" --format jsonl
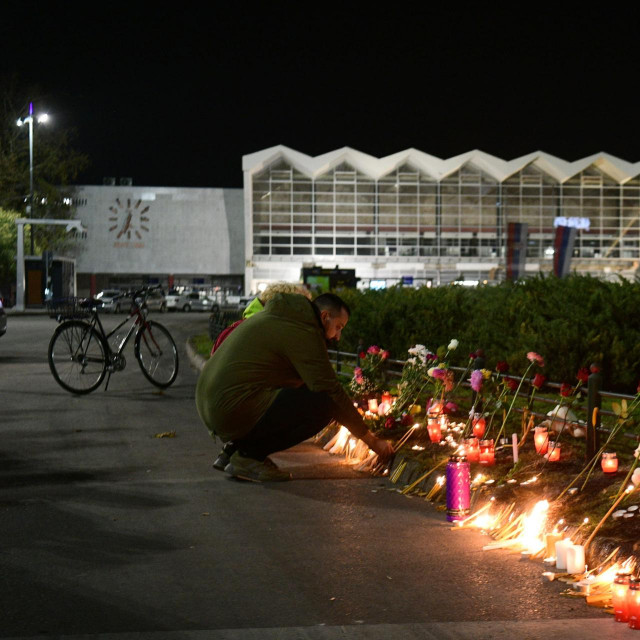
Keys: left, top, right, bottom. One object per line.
{"left": 586, "top": 364, "right": 602, "bottom": 461}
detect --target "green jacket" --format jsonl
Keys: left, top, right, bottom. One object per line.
{"left": 195, "top": 293, "right": 366, "bottom": 441}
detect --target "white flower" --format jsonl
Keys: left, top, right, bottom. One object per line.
{"left": 632, "top": 468, "right": 640, "bottom": 487}
{"left": 448, "top": 339, "right": 459, "bottom": 351}
{"left": 635, "top": 445, "right": 640, "bottom": 459}
{"left": 427, "top": 367, "right": 436, "bottom": 377}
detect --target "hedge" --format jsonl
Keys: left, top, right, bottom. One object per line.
{"left": 336, "top": 274, "right": 640, "bottom": 393}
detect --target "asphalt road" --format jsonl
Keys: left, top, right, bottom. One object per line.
{"left": 0, "top": 312, "right": 630, "bottom": 639}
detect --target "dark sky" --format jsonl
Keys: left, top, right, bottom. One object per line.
{"left": 3, "top": 4, "right": 639, "bottom": 189}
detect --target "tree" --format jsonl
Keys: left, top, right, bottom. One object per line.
{"left": 0, "top": 76, "right": 89, "bottom": 295}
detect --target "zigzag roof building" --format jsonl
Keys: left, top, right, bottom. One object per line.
{"left": 242, "top": 146, "right": 640, "bottom": 292}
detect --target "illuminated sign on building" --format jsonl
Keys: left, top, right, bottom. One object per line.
{"left": 554, "top": 217, "right": 590, "bottom": 231}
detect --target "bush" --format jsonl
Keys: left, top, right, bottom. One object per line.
{"left": 337, "top": 275, "right": 640, "bottom": 393}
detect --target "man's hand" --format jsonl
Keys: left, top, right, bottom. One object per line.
{"left": 362, "top": 431, "right": 395, "bottom": 462}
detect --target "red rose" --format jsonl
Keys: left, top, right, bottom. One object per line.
{"left": 496, "top": 361, "right": 509, "bottom": 373}
{"left": 532, "top": 373, "right": 546, "bottom": 390}
{"left": 469, "top": 352, "right": 477, "bottom": 360}
{"left": 384, "top": 417, "right": 396, "bottom": 429}
{"left": 359, "top": 352, "right": 366, "bottom": 359}
{"left": 576, "top": 368, "right": 589, "bottom": 384}
{"left": 506, "top": 378, "right": 518, "bottom": 392}
{"left": 401, "top": 413, "right": 412, "bottom": 426}
{"left": 560, "top": 382, "right": 572, "bottom": 397}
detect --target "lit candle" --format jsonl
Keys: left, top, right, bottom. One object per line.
{"left": 464, "top": 437, "right": 480, "bottom": 463}
{"left": 368, "top": 398, "right": 379, "bottom": 413}
{"left": 472, "top": 414, "right": 486, "bottom": 438}
{"left": 565, "top": 544, "right": 585, "bottom": 574}
{"left": 601, "top": 452, "right": 619, "bottom": 474}
{"left": 544, "top": 532, "right": 563, "bottom": 558}
{"left": 429, "top": 401, "right": 443, "bottom": 417}
{"left": 534, "top": 427, "right": 549, "bottom": 454}
{"left": 547, "top": 442, "right": 561, "bottom": 462}
{"left": 512, "top": 432, "right": 519, "bottom": 463}
{"left": 381, "top": 391, "right": 392, "bottom": 405}
{"left": 613, "top": 574, "right": 631, "bottom": 622}
{"left": 446, "top": 455, "right": 470, "bottom": 522}
{"left": 478, "top": 439, "right": 495, "bottom": 466}
{"left": 555, "top": 538, "right": 573, "bottom": 570}
{"left": 427, "top": 418, "right": 442, "bottom": 443}
{"left": 627, "top": 579, "right": 640, "bottom": 629}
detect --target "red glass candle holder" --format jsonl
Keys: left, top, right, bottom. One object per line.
{"left": 601, "top": 452, "right": 619, "bottom": 474}
{"left": 534, "top": 427, "right": 549, "bottom": 454}
{"left": 427, "top": 418, "right": 442, "bottom": 443}
{"left": 472, "top": 414, "right": 486, "bottom": 438}
{"left": 479, "top": 439, "right": 495, "bottom": 466}
{"left": 464, "top": 437, "right": 480, "bottom": 463}
{"left": 547, "top": 442, "right": 561, "bottom": 462}
{"left": 613, "top": 574, "right": 631, "bottom": 622}
{"left": 628, "top": 579, "right": 640, "bottom": 629}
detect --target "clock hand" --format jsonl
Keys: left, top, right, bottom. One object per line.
{"left": 117, "top": 213, "right": 133, "bottom": 238}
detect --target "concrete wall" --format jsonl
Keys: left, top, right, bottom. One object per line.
{"left": 70, "top": 185, "right": 244, "bottom": 276}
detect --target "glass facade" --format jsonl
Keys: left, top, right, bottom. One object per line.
{"left": 248, "top": 152, "right": 640, "bottom": 282}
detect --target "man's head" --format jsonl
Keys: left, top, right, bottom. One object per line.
{"left": 313, "top": 293, "right": 350, "bottom": 341}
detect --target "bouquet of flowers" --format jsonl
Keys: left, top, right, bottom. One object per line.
{"left": 349, "top": 345, "right": 390, "bottom": 399}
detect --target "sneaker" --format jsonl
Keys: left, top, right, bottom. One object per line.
{"left": 212, "top": 450, "right": 230, "bottom": 472}
{"left": 225, "top": 452, "right": 292, "bottom": 482}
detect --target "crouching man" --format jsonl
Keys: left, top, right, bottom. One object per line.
{"left": 195, "top": 292, "right": 394, "bottom": 482}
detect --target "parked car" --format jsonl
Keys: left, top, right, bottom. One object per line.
{"left": 0, "top": 291, "right": 6, "bottom": 337}
{"left": 166, "top": 290, "right": 220, "bottom": 312}
{"left": 95, "top": 289, "right": 124, "bottom": 313}
{"left": 144, "top": 289, "right": 167, "bottom": 313}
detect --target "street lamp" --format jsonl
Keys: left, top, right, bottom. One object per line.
{"left": 16, "top": 102, "right": 49, "bottom": 254}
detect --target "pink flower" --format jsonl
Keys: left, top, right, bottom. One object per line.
{"left": 367, "top": 345, "right": 381, "bottom": 355}
{"left": 381, "top": 350, "right": 390, "bottom": 360}
{"left": 444, "top": 401, "right": 458, "bottom": 414}
{"left": 431, "top": 368, "right": 446, "bottom": 380}
{"left": 470, "top": 370, "right": 483, "bottom": 392}
{"left": 443, "top": 370, "right": 455, "bottom": 392}
{"left": 527, "top": 352, "right": 545, "bottom": 367}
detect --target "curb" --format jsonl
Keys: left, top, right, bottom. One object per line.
{"left": 185, "top": 338, "right": 207, "bottom": 373}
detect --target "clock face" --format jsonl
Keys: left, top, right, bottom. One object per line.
{"left": 108, "top": 198, "right": 150, "bottom": 240}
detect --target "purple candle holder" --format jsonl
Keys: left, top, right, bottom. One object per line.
{"left": 446, "top": 455, "right": 470, "bottom": 522}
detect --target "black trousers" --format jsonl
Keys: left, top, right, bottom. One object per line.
{"left": 233, "top": 386, "right": 349, "bottom": 461}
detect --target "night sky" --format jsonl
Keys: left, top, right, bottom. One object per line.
{"left": 4, "top": 4, "right": 639, "bottom": 189}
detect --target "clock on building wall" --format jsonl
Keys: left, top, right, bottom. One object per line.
{"left": 108, "top": 198, "right": 151, "bottom": 240}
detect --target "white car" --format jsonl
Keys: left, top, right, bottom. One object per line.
{"left": 166, "top": 291, "right": 220, "bottom": 312}
{"left": 96, "top": 289, "right": 125, "bottom": 313}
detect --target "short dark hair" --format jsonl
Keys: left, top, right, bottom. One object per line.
{"left": 313, "top": 293, "right": 350, "bottom": 317}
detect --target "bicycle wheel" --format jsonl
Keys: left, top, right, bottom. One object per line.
{"left": 134, "top": 320, "right": 179, "bottom": 388}
{"left": 48, "top": 320, "right": 108, "bottom": 394}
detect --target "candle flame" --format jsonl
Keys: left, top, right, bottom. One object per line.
{"left": 520, "top": 500, "right": 549, "bottom": 553}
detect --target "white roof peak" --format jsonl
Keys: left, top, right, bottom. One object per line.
{"left": 243, "top": 145, "right": 640, "bottom": 184}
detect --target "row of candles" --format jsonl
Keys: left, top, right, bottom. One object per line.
{"left": 613, "top": 574, "right": 640, "bottom": 628}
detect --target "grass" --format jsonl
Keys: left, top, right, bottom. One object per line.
{"left": 190, "top": 333, "right": 213, "bottom": 359}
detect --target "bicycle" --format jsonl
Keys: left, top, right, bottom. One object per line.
{"left": 47, "top": 285, "right": 179, "bottom": 394}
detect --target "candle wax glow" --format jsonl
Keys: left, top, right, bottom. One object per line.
{"left": 479, "top": 439, "right": 495, "bottom": 466}
{"left": 547, "top": 443, "right": 561, "bottom": 462}
{"left": 472, "top": 415, "right": 486, "bottom": 438}
{"left": 613, "top": 575, "right": 631, "bottom": 622}
{"left": 427, "top": 419, "right": 442, "bottom": 443}
{"left": 464, "top": 437, "right": 480, "bottom": 463}
{"left": 601, "top": 452, "right": 619, "bottom": 474}
{"left": 534, "top": 427, "right": 549, "bottom": 454}
{"left": 628, "top": 582, "right": 640, "bottom": 629}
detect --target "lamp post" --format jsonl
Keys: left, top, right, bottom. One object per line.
{"left": 16, "top": 102, "right": 49, "bottom": 254}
